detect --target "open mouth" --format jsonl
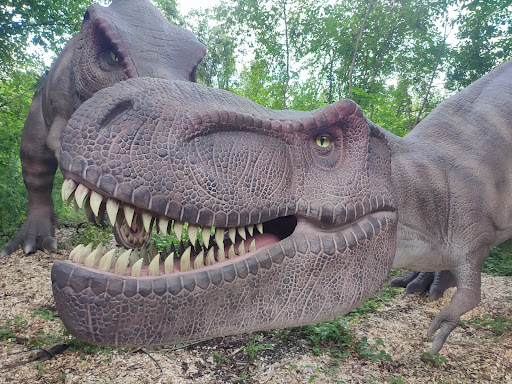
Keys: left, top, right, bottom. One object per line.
{"left": 61, "top": 177, "right": 298, "bottom": 278}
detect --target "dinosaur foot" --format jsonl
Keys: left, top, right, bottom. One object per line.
{"left": 391, "top": 270, "right": 456, "bottom": 301}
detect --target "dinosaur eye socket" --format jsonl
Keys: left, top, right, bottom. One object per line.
{"left": 315, "top": 134, "right": 331, "bottom": 148}
{"left": 110, "top": 51, "right": 119, "bottom": 62}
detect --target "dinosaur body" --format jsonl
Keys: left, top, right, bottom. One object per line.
{"left": 0, "top": 0, "right": 205, "bottom": 256}
{"left": 385, "top": 60, "right": 512, "bottom": 353}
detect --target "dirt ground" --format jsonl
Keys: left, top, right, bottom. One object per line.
{"left": 1, "top": 229, "right": 511, "bottom": 383}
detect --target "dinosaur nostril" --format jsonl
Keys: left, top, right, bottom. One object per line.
{"left": 98, "top": 99, "right": 134, "bottom": 130}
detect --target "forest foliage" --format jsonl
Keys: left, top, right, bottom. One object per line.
{"left": 0, "top": 0, "right": 511, "bottom": 244}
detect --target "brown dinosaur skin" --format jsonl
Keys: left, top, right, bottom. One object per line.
{"left": 51, "top": 77, "right": 397, "bottom": 348}
{"left": 384, "top": 60, "right": 512, "bottom": 354}
{"left": 0, "top": 0, "right": 205, "bottom": 257}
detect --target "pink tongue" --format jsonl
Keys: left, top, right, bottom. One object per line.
{"left": 229, "top": 233, "right": 280, "bottom": 254}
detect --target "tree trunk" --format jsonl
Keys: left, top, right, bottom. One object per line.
{"left": 413, "top": 18, "right": 450, "bottom": 128}
{"left": 349, "top": 0, "right": 373, "bottom": 99}
{"left": 282, "top": 0, "right": 290, "bottom": 110}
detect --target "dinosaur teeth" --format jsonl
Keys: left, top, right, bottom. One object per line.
{"left": 158, "top": 217, "right": 169, "bottom": 235}
{"left": 188, "top": 224, "right": 199, "bottom": 243}
{"left": 206, "top": 247, "right": 215, "bottom": 266}
{"left": 164, "top": 252, "right": 174, "bottom": 274}
{"left": 124, "top": 205, "right": 135, "bottom": 227}
{"left": 238, "top": 240, "right": 246, "bottom": 256}
{"left": 173, "top": 221, "right": 184, "bottom": 238}
{"left": 131, "top": 258, "right": 143, "bottom": 277}
{"left": 228, "top": 228, "right": 236, "bottom": 243}
{"left": 148, "top": 254, "right": 160, "bottom": 276}
{"left": 202, "top": 227, "right": 211, "bottom": 248}
{"left": 106, "top": 198, "right": 119, "bottom": 225}
{"left": 98, "top": 249, "right": 116, "bottom": 271}
{"left": 62, "top": 179, "right": 77, "bottom": 202}
{"left": 180, "top": 246, "right": 191, "bottom": 272}
{"left": 89, "top": 191, "right": 103, "bottom": 217}
{"left": 217, "top": 247, "right": 225, "bottom": 262}
{"left": 74, "top": 184, "right": 89, "bottom": 209}
{"left": 249, "top": 239, "right": 256, "bottom": 253}
{"left": 247, "top": 225, "right": 254, "bottom": 236}
{"left": 193, "top": 250, "right": 205, "bottom": 269}
{"left": 228, "top": 244, "right": 235, "bottom": 259}
{"left": 215, "top": 227, "right": 224, "bottom": 249}
{"left": 256, "top": 223, "right": 263, "bottom": 234}
{"left": 237, "top": 226, "right": 247, "bottom": 240}
{"left": 114, "top": 249, "right": 131, "bottom": 275}
{"left": 142, "top": 211, "right": 153, "bottom": 232}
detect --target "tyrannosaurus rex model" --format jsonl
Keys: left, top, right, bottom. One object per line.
{"left": 3, "top": 0, "right": 511, "bottom": 355}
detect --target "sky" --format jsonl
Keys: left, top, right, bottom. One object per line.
{"left": 177, "top": 0, "right": 220, "bottom": 15}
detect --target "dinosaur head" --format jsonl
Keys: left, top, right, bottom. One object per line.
{"left": 43, "top": 0, "right": 205, "bottom": 170}
{"left": 52, "top": 77, "right": 397, "bottom": 347}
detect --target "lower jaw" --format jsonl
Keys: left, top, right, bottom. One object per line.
{"left": 52, "top": 211, "right": 397, "bottom": 347}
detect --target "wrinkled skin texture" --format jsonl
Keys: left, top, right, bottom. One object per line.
{"left": 52, "top": 77, "right": 397, "bottom": 348}
{"left": 386, "top": 60, "right": 512, "bottom": 354}
{"left": 1, "top": 0, "right": 205, "bottom": 257}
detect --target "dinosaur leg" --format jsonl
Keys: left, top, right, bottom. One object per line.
{"left": 391, "top": 270, "right": 455, "bottom": 301}
{"left": 1, "top": 91, "right": 59, "bottom": 257}
{"left": 427, "top": 254, "right": 484, "bottom": 354}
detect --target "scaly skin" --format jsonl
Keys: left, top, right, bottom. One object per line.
{"left": 386, "top": 60, "right": 512, "bottom": 354}
{"left": 51, "top": 77, "right": 397, "bottom": 347}
{"left": 1, "top": 0, "right": 205, "bottom": 256}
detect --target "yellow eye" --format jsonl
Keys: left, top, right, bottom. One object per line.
{"left": 110, "top": 51, "right": 119, "bottom": 62}
{"left": 315, "top": 135, "right": 331, "bottom": 148}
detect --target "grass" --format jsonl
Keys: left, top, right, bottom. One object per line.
{"left": 484, "top": 239, "right": 512, "bottom": 276}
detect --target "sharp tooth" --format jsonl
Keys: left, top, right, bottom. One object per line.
{"left": 256, "top": 223, "right": 263, "bottom": 234}
{"left": 142, "top": 212, "right": 152, "bottom": 233}
{"left": 74, "top": 243, "right": 92, "bottom": 264}
{"left": 180, "top": 246, "right": 191, "bottom": 272}
{"left": 114, "top": 249, "right": 131, "bottom": 275}
{"left": 217, "top": 247, "right": 225, "bottom": 262}
{"left": 74, "top": 184, "right": 89, "bottom": 208}
{"left": 173, "top": 221, "right": 184, "bottom": 239}
{"left": 164, "top": 252, "right": 174, "bottom": 274}
{"left": 228, "top": 244, "right": 235, "bottom": 259}
{"left": 206, "top": 247, "right": 215, "bottom": 266}
{"left": 124, "top": 205, "right": 135, "bottom": 226}
{"left": 84, "top": 244, "right": 103, "bottom": 267}
{"left": 247, "top": 225, "right": 254, "bottom": 236}
{"left": 202, "top": 227, "right": 211, "bottom": 248}
{"left": 215, "top": 227, "right": 224, "bottom": 248}
{"left": 98, "top": 249, "right": 116, "bottom": 271}
{"left": 131, "top": 258, "right": 143, "bottom": 277}
{"left": 238, "top": 240, "right": 246, "bottom": 256}
{"left": 149, "top": 242, "right": 158, "bottom": 257}
{"left": 158, "top": 217, "right": 169, "bottom": 235}
{"left": 193, "top": 250, "right": 205, "bottom": 269}
{"left": 69, "top": 244, "right": 84, "bottom": 260}
{"left": 89, "top": 191, "right": 103, "bottom": 217}
{"left": 148, "top": 254, "right": 160, "bottom": 276}
{"left": 249, "top": 239, "right": 256, "bottom": 252}
{"left": 228, "top": 228, "right": 236, "bottom": 243}
{"left": 123, "top": 225, "right": 129, "bottom": 236}
{"left": 62, "top": 179, "right": 77, "bottom": 202}
{"left": 106, "top": 199, "right": 120, "bottom": 225}
{"left": 188, "top": 224, "right": 198, "bottom": 243}
{"left": 237, "top": 226, "right": 247, "bottom": 240}
{"left": 139, "top": 237, "right": 145, "bottom": 245}
{"left": 128, "top": 234, "right": 134, "bottom": 244}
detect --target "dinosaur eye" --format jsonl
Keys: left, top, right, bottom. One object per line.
{"left": 110, "top": 51, "right": 119, "bottom": 62}
{"left": 315, "top": 134, "right": 331, "bottom": 148}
